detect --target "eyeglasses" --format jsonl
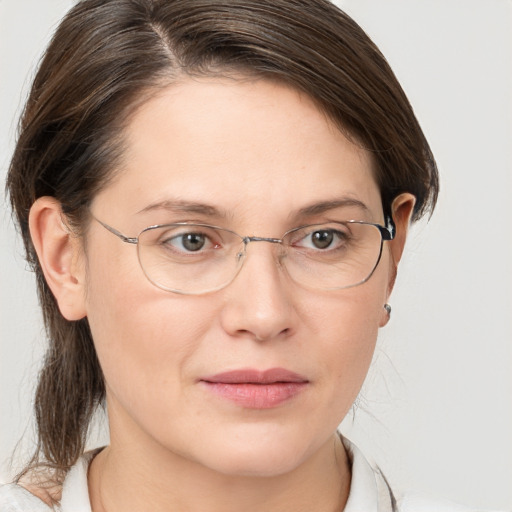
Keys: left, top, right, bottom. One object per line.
{"left": 93, "top": 217, "right": 395, "bottom": 295}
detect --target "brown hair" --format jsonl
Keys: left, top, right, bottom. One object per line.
{"left": 7, "top": 0, "right": 438, "bottom": 478}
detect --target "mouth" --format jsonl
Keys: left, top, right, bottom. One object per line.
{"left": 200, "top": 368, "right": 309, "bottom": 409}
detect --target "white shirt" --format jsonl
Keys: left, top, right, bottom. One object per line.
{"left": 0, "top": 438, "right": 495, "bottom": 511}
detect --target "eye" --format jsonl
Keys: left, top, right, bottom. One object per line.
{"left": 165, "top": 232, "right": 217, "bottom": 252}
{"left": 178, "top": 232, "right": 206, "bottom": 252}
{"left": 293, "top": 227, "right": 349, "bottom": 251}
{"left": 310, "top": 230, "right": 335, "bottom": 249}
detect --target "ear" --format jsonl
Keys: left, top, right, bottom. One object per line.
{"left": 29, "top": 197, "right": 87, "bottom": 321}
{"left": 379, "top": 193, "right": 416, "bottom": 327}
{"left": 388, "top": 192, "right": 416, "bottom": 269}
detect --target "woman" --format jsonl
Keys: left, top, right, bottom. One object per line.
{"left": 0, "top": 0, "right": 490, "bottom": 510}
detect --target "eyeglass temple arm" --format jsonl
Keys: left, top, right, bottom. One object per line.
{"left": 93, "top": 217, "right": 138, "bottom": 244}
{"left": 381, "top": 216, "right": 396, "bottom": 241}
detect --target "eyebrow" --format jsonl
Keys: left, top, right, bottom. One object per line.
{"left": 296, "top": 198, "right": 371, "bottom": 218}
{"left": 136, "top": 197, "right": 370, "bottom": 221}
{"left": 137, "top": 199, "right": 229, "bottom": 219}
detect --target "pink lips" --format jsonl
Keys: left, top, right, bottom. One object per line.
{"left": 200, "top": 368, "right": 309, "bottom": 409}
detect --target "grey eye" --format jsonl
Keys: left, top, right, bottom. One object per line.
{"left": 311, "top": 230, "right": 334, "bottom": 249}
{"left": 180, "top": 233, "right": 206, "bottom": 252}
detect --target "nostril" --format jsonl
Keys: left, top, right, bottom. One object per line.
{"left": 252, "top": 327, "right": 291, "bottom": 342}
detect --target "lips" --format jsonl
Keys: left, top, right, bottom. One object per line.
{"left": 202, "top": 368, "right": 308, "bottom": 384}
{"left": 200, "top": 368, "right": 309, "bottom": 408}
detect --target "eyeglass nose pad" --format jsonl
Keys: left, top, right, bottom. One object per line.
{"left": 228, "top": 246, "right": 247, "bottom": 286}
{"left": 235, "top": 241, "right": 248, "bottom": 267}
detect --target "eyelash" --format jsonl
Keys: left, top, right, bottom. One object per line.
{"left": 157, "top": 227, "right": 352, "bottom": 255}
{"left": 294, "top": 229, "right": 349, "bottom": 250}
{"left": 158, "top": 230, "right": 222, "bottom": 255}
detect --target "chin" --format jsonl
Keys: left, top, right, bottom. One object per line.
{"left": 189, "top": 426, "right": 320, "bottom": 477}
{"left": 207, "top": 450, "right": 306, "bottom": 478}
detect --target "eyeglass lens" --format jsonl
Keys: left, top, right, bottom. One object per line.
{"left": 135, "top": 222, "right": 385, "bottom": 294}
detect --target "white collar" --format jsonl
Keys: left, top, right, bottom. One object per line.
{"left": 342, "top": 436, "right": 395, "bottom": 512}
{"left": 59, "top": 450, "right": 95, "bottom": 512}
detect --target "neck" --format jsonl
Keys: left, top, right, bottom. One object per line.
{"left": 88, "top": 432, "right": 351, "bottom": 512}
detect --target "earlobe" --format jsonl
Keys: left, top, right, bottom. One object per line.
{"left": 379, "top": 303, "right": 392, "bottom": 328}
{"left": 29, "top": 197, "right": 87, "bottom": 321}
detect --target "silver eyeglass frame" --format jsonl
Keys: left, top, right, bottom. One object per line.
{"left": 92, "top": 216, "right": 395, "bottom": 294}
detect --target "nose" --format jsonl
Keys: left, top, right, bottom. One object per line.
{"left": 219, "top": 241, "right": 297, "bottom": 342}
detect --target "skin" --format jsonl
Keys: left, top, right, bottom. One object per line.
{"left": 30, "top": 76, "right": 415, "bottom": 512}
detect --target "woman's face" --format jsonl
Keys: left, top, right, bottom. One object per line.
{"left": 83, "top": 77, "right": 397, "bottom": 476}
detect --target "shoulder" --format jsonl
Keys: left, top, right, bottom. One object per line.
{"left": 341, "top": 435, "right": 505, "bottom": 512}
{"left": 0, "top": 449, "right": 100, "bottom": 512}
{"left": 1, "top": 451, "right": 98, "bottom": 512}
{"left": 397, "top": 492, "right": 506, "bottom": 512}
{"left": 0, "top": 483, "right": 54, "bottom": 511}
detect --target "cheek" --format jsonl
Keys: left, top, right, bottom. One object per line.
{"left": 318, "top": 298, "right": 379, "bottom": 381}
{"left": 83, "top": 250, "right": 213, "bottom": 413}
{"left": 300, "top": 263, "right": 389, "bottom": 406}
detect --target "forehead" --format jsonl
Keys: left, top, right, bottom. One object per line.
{"left": 93, "top": 77, "right": 382, "bottom": 228}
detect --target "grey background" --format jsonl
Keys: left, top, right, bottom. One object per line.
{"left": 1, "top": 1, "right": 511, "bottom": 509}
